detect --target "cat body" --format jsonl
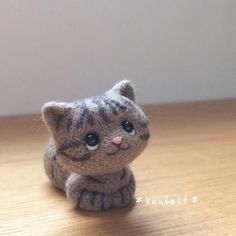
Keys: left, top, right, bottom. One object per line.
{"left": 42, "top": 80, "right": 150, "bottom": 211}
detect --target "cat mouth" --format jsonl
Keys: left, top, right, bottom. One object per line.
{"left": 107, "top": 146, "right": 130, "bottom": 156}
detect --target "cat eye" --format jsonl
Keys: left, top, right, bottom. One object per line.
{"left": 85, "top": 133, "right": 100, "bottom": 151}
{"left": 122, "top": 121, "right": 135, "bottom": 136}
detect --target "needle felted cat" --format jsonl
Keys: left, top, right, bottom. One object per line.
{"left": 42, "top": 80, "right": 150, "bottom": 212}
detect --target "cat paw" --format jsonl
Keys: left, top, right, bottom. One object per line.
{"left": 111, "top": 179, "right": 135, "bottom": 209}
{"left": 70, "top": 180, "right": 135, "bottom": 212}
{"left": 66, "top": 171, "right": 136, "bottom": 212}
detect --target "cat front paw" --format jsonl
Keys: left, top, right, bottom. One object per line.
{"left": 75, "top": 190, "right": 110, "bottom": 212}
{"left": 111, "top": 180, "right": 135, "bottom": 209}
{"left": 65, "top": 181, "right": 111, "bottom": 212}
{"left": 66, "top": 172, "right": 136, "bottom": 212}
{"left": 72, "top": 180, "right": 135, "bottom": 212}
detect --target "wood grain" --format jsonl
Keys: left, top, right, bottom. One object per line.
{"left": 0, "top": 100, "right": 236, "bottom": 236}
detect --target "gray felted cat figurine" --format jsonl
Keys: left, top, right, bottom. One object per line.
{"left": 42, "top": 80, "right": 150, "bottom": 212}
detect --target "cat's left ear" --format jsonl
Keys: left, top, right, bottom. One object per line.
{"left": 109, "top": 80, "right": 135, "bottom": 102}
{"left": 41, "top": 101, "right": 73, "bottom": 135}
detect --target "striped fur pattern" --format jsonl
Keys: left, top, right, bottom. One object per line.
{"left": 42, "top": 80, "right": 150, "bottom": 211}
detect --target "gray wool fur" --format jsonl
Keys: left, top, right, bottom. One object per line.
{"left": 42, "top": 80, "right": 150, "bottom": 212}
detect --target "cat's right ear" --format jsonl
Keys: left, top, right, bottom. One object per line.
{"left": 41, "top": 102, "right": 73, "bottom": 134}
{"left": 108, "top": 80, "right": 136, "bottom": 102}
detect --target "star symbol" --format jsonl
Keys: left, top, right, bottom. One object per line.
{"left": 135, "top": 195, "right": 143, "bottom": 204}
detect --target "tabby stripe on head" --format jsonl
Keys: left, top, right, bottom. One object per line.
{"left": 110, "top": 99, "right": 127, "bottom": 111}
{"left": 99, "top": 106, "right": 110, "bottom": 123}
{"left": 76, "top": 100, "right": 94, "bottom": 127}
{"left": 92, "top": 97, "right": 111, "bottom": 124}
{"left": 66, "top": 115, "right": 73, "bottom": 132}
{"left": 103, "top": 98, "right": 118, "bottom": 115}
{"left": 86, "top": 105, "right": 95, "bottom": 126}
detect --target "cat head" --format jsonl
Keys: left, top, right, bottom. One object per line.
{"left": 42, "top": 80, "right": 150, "bottom": 175}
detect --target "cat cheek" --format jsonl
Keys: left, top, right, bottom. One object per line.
{"left": 139, "top": 133, "right": 150, "bottom": 141}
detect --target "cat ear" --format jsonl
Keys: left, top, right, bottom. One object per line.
{"left": 110, "top": 80, "right": 135, "bottom": 102}
{"left": 41, "top": 101, "right": 73, "bottom": 134}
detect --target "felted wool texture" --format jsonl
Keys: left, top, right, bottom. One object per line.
{"left": 42, "top": 80, "right": 150, "bottom": 212}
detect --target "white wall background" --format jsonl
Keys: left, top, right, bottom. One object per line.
{"left": 0, "top": 0, "right": 235, "bottom": 116}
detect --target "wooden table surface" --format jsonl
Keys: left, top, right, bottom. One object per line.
{"left": 0, "top": 100, "right": 236, "bottom": 236}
